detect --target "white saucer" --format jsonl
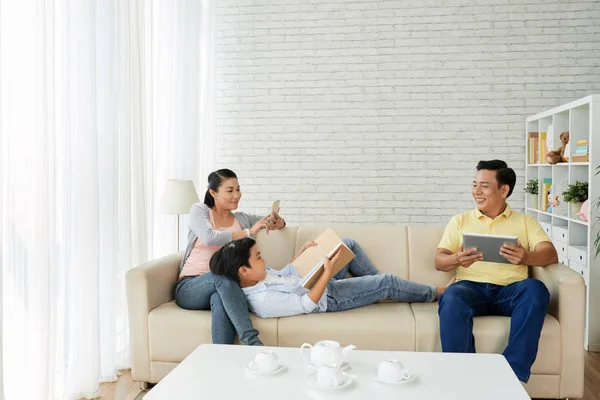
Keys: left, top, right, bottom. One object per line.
{"left": 307, "top": 362, "right": 351, "bottom": 371}
{"left": 245, "top": 363, "right": 286, "bottom": 375}
{"left": 371, "top": 371, "right": 416, "bottom": 385}
{"left": 306, "top": 372, "right": 353, "bottom": 390}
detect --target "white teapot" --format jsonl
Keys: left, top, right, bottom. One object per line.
{"left": 301, "top": 340, "right": 356, "bottom": 367}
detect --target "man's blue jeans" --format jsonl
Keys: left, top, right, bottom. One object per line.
{"left": 175, "top": 273, "right": 262, "bottom": 346}
{"left": 438, "top": 279, "right": 550, "bottom": 382}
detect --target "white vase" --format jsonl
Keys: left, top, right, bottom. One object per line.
{"left": 571, "top": 202, "right": 583, "bottom": 217}
{"left": 529, "top": 194, "right": 538, "bottom": 209}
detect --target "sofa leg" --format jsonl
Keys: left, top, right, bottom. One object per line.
{"left": 138, "top": 382, "right": 150, "bottom": 390}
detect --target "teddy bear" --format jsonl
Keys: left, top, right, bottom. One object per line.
{"left": 546, "top": 131, "right": 569, "bottom": 164}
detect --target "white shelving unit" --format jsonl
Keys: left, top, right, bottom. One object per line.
{"left": 525, "top": 95, "right": 600, "bottom": 351}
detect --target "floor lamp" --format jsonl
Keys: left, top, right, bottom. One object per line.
{"left": 158, "top": 179, "right": 200, "bottom": 250}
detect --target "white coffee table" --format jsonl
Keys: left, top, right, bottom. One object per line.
{"left": 145, "top": 344, "right": 530, "bottom": 400}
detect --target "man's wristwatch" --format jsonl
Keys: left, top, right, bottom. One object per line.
{"left": 244, "top": 228, "right": 251, "bottom": 238}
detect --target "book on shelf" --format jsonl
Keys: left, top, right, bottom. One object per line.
{"left": 293, "top": 228, "right": 356, "bottom": 289}
{"left": 528, "top": 132, "right": 539, "bottom": 163}
{"left": 577, "top": 139, "right": 588, "bottom": 145}
{"left": 539, "top": 132, "right": 549, "bottom": 163}
{"left": 572, "top": 155, "right": 590, "bottom": 162}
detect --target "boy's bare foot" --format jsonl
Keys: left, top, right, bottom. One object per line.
{"left": 434, "top": 277, "right": 456, "bottom": 300}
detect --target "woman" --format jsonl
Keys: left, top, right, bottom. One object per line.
{"left": 209, "top": 238, "right": 451, "bottom": 319}
{"left": 175, "top": 168, "right": 286, "bottom": 345}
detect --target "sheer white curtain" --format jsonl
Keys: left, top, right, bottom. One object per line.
{"left": 0, "top": 0, "right": 216, "bottom": 399}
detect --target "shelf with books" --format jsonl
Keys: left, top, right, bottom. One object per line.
{"left": 524, "top": 94, "right": 600, "bottom": 351}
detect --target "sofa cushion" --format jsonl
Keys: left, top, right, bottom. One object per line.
{"left": 277, "top": 303, "right": 416, "bottom": 351}
{"left": 411, "top": 303, "right": 561, "bottom": 374}
{"left": 295, "top": 226, "right": 410, "bottom": 279}
{"left": 148, "top": 301, "right": 278, "bottom": 362}
{"left": 407, "top": 225, "right": 455, "bottom": 286}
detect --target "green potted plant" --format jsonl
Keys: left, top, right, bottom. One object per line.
{"left": 524, "top": 179, "right": 538, "bottom": 209}
{"left": 562, "top": 181, "right": 588, "bottom": 216}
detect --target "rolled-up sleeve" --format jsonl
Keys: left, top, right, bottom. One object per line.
{"left": 189, "top": 203, "right": 233, "bottom": 246}
{"left": 248, "top": 291, "right": 319, "bottom": 318}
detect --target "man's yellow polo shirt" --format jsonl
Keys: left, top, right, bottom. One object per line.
{"left": 438, "top": 204, "right": 551, "bottom": 286}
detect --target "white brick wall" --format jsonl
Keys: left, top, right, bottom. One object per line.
{"left": 215, "top": 0, "right": 600, "bottom": 225}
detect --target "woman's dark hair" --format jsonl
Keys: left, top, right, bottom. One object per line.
{"left": 204, "top": 168, "right": 238, "bottom": 208}
{"left": 209, "top": 238, "right": 256, "bottom": 284}
{"left": 476, "top": 160, "right": 516, "bottom": 198}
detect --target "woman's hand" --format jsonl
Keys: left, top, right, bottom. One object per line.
{"left": 267, "top": 211, "right": 286, "bottom": 230}
{"left": 250, "top": 215, "right": 271, "bottom": 236}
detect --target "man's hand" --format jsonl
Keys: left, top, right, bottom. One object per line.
{"left": 323, "top": 248, "right": 343, "bottom": 275}
{"left": 455, "top": 246, "right": 484, "bottom": 268}
{"left": 500, "top": 241, "right": 528, "bottom": 265}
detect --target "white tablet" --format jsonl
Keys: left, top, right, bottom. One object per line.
{"left": 462, "top": 233, "right": 518, "bottom": 264}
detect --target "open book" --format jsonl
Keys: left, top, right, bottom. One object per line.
{"left": 293, "top": 228, "right": 356, "bottom": 289}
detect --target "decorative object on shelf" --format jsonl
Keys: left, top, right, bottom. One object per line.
{"left": 546, "top": 131, "right": 569, "bottom": 164}
{"left": 553, "top": 173, "right": 569, "bottom": 217}
{"left": 525, "top": 179, "right": 539, "bottom": 209}
{"left": 542, "top": 178, "right": 552, "bottom": 212}
{"left": 562, "top": 180, "right": 588, "bottom": 216}
{"left": 576, "top": 199, "right": 590, "bottom": 222}
{"left": 594, "top": 166, "right": 600, "bottom": 257}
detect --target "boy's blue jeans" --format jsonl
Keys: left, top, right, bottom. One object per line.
{"left": 326, "top": 273, "right": 436, "bottom": 311}
{"left": 328, "top": 238, "right": 436, "bottom": 309}
{"left": 438, "top": 279, "right": 550, "bottom": 383}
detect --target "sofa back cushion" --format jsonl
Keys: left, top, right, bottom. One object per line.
{"left": 254, "top": 227, "right": 298, "bottom": 269}
{"left": 407, "top": 225, "right": 455, "bottom": 285}
{"left": 256, "top": 224, "right": 455, "bottom": 284}
{"left": 295, "top": 225, "right": 410, "bottom": 279}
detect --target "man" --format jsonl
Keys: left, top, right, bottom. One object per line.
{"left": 436, "top": 159, "right": 558, "bottom": 383}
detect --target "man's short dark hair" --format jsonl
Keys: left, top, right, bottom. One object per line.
{"left": 476, "top": 160, "right": 516, "bottom": 198}
{"left": 209, "top": 238, "right": 256, "bottom": 283}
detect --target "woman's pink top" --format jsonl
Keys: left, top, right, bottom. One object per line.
{"left": 179, "top": 211, "right": 242, "bottom": 278}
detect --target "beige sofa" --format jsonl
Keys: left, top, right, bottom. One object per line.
{"left": 126, "top": 225, "right": 585, "bottom": 399}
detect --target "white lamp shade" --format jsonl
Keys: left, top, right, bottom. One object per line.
{"left": 158, "top": 179, "right": 200, "bottom": 215}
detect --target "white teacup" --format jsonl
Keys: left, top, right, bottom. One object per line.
{"left": 316, "top": 364, "right": 344, "bottom": 387}
{"left": 377, "top": 359, "right": 412, "bottom": 382}
{"left": 249, "top": 350, "right": 279, "bottom": 372}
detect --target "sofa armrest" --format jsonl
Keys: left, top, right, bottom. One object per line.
{"left": 126, "top": 252, "right": 182, "bottom": 383}
{"left": 531, "top": 263, "right": 585, "bottom": 398}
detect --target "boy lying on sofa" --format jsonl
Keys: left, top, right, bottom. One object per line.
{"left": 209, "top": 237, "right": 451, "bottom": 318}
